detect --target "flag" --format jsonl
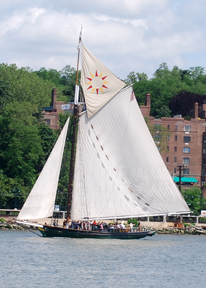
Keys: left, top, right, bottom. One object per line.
{"left": 81, "top": 46, "right": 126, "bottom": 118}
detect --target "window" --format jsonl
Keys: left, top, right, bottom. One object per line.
{"left": 174, "top": 157, "right": 177, "bottom": 163}
{"left": 166, "top": 157, "right": 169, "bottom": 162}
{"left": 183, "top": 168, "right": 190, "bottom": 175}
{"left": 167, "top": 135, "right": 170, "bottom": 141}
{"left": 175, "top": 146, "right": 177, "bottom": 152}
{"left": 183, "top": 157, "right": 190, "bottom": 165}
{"left": 45, "top": 119, "right": 50, "bottom": 126}
{"left": 183, "top": 147, "right": 190, "bottom": 153}
{"left": 175, "top": 125, "right": 178, "bottom": 131}
{"left": 167, "top": 146, "right": 169, "bottom": 152}
{"left": 203, "top": 158, "right": 206, "bottom": 164}
{"left": 174, "top": 168, "right": 176, "bottom": 173}
{"left": 154, "top": 134, "right": 161, "bottom": 139}
{"left": 154, "top": 123, "right": 162, "bottom": 131}
{"left": 167, "top": 124, "right": 170, "bottom": 130}
{"left": 184, "top": 125, "right": 191, "bottom": 132}
{"left": 203, "top": 148, "right": 206, "bottom": 154}
{"left": 203, "top": 136, "right": 206, "bottom": 143}
{"left": 175, "top": 135, "right": 177, "bottom": 141}
{"left": 184, "top": 136, "right": 191, "bottom": 143}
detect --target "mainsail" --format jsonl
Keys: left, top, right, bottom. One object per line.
{"left": 71, "top": 86, "right": 190, "bottom": 220}
{"left": 81, "top": 46, "right": 126, "bottom": 118}
{"left": 17, "top": 117, "right": 70, "bottom": 220}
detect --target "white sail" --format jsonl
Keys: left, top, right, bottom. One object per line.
{"left": 17, "top": 118, "right": 70, "bottom": 220}
{"left": 81, "top": 46, "right": 126, "bottom": 118}
{"left": 71, "top": 87, "right": 190, "bottom": 220}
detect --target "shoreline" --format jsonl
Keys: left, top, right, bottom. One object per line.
{"left": 1, "top": 219, "right": 206, "bottom": 235}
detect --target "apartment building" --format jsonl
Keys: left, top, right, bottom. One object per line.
{"left": 140, "top": 94, "right": 206, "bottom": 187}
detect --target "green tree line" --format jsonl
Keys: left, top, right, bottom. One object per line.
{"left": 126, "top": 64, "right": 206, "bottom": 118}
{"left": 0, "top": 64, "right": 77, "bottom": 209}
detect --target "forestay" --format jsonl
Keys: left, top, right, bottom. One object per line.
{"left": 71, "top": 87, "right": 190, "bottom": 220}
{"left": 17, "top": 117, "right": 70, "bottom": 220}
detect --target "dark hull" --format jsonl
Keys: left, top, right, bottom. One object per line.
{"left": 38, "top": 225, "right": 155, "bottom": 239}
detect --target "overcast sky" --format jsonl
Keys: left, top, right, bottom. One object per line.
{"left": 1, "top": 0, "right": 206, "bottom": 79}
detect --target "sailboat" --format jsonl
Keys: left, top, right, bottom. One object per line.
{"left": 17, "top": 37, "right": 190, "bottom": 239}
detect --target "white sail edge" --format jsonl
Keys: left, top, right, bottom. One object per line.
{"left": 17, "top": 117, "right": 70, "bottom": 220}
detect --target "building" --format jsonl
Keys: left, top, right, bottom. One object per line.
{"left": 140, "top": 94, "right": 206, "bottom": 190}
{"left": 43, "top": 88, "right": 74, "bottom": 129}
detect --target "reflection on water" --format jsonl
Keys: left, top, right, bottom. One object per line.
{"left": 0, "top": 231, "right": 205, "bottom": 288}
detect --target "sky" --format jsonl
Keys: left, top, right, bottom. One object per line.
{"left": 1, "top": 0, "right": 206, "bottom": 80}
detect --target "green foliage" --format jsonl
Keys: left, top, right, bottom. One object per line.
{"left": 155, "top": 105, "right": 171, "bottom": 118}
{"left": 127, "top": 63, "right": 206, "bottom": 117}
{"left": 169, "top": 91, "right": 206, "bottom": 117}
{"left": 182, "top": 187, "right": 206, "bottom": 215}
{"left": 0, "top": 170, "right": 29, "bottom": 209}
{"left": 199, "top": 217, "right": 206, "bottom": 222}
{"left": 0, "top": 218, "right": 6, "bottom": 223}
{"left": 145, "top": 118, "right": 170, "bottom": 153}
{"left": 0, "top": 64, "right": 59, "bottom": 208}
{"left": 34, "top": 65, "right": 79, "bottom": 103}
{"left": 0, "top": 64, "right": 55, "bottom": 109}
{"left": 127, "top": 218, "right": 138, "bottom": 225}
{"left": 0, "top": 62, "right": 78, "bottom": 209}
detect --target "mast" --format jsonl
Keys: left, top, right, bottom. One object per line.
{"left": 67, "top": 29, "right": 82, "bottom": 221}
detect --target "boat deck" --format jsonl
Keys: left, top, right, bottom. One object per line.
{"left": 38, "top": 225, "right": 155, "bottom": 239}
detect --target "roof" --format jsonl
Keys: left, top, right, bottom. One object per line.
{"left": 173, "top": 177, "right": 198, "bottom": 183}
{"left": 42, "top": 106, "right": 53, "bottom": 111}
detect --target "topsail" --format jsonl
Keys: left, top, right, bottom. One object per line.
{"left": 81, "top": 46, "right": 126, "bottom": 118}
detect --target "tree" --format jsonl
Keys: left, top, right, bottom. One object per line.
{"left": 145, "top": 118, "right": 170, "bottom": 153}
{"left": 60, "top": 65, "right": 79, "bottom": 102}
{"left": 0, "top": 170, "right": 29, "bottom": 209}
{"left": 155, "top": 105, "right": 171, "bottom": 118}
{"left": 182, "top": 187, "right": 206, "bottom": 215}
{"left": 0, "top": 64, "right": 59, "bottom": 207}
{"left": 169, "top": 91, "right": 206, "bottom": 117}
{"left": 0, "top": 64, "right": 55, "bottom": 109}
{"left": 127, "top": 64, "right": 206, "bottom": 117}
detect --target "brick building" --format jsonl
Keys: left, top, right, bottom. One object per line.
{"left": 140, "top": 94, "right": 206, "bottom": 189}
{"left": 43, "top": 88, "right": 74, "bottom": 129}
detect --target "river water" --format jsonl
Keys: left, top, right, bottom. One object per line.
{"left": 0, "top": 231, "right": 205, "bottom": 288}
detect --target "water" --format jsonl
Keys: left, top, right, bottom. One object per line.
{"left": 0, "top": 231, "right": 205, "bottom": 288}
